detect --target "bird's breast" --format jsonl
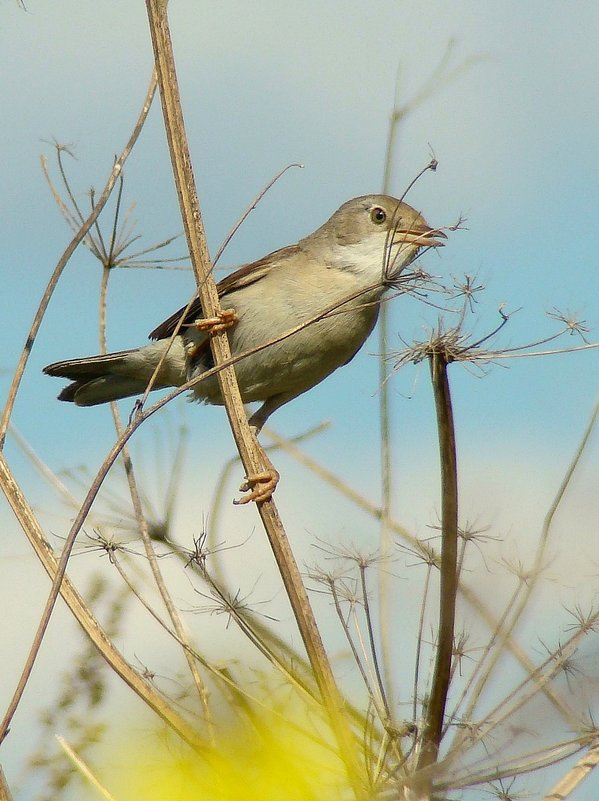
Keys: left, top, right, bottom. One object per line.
{"left": 188, "top": 265, "right": 382, "bottom": 404}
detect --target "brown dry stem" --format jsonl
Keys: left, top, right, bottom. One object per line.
{"left": 144, "top": 2, "right": 363, "bottom": 794}
{"left": 0, "top": 453, "right": 205, "bottom": 751}
{"left": 415, "top": 351, "right": 459, "bottom": 777}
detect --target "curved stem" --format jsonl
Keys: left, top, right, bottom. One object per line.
{"left": 0, "top": 70, "right": 158, "bottom": 740}
{"left": 0, "top": 70, "right": 157, "bottom": 450}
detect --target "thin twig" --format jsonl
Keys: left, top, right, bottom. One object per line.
{"left": 7, "top": 425, "right": 82, "bottom": 512}
{"left": 0, "top": 453, "right": 205, "bottom": 751}
{"left": 98, "top": 264, "right": 214, "bottom": 735}
{"left": 359, "top": 563, "right": 391, "bottom": 721}
{"left": 377, "top": 43, "right": 481, "bottom": 714}
{"left": 56, "top": 736, "right": 118, "bottom": 801}
{"left": 244, "top": 424, "right": 586, "bottom": 728}
{"left": 447, "top": 396, "right": 599, "bottom": 763}
{"left": 491, "top": 342, "right": 599, "bottom": 358}
{"left": 412, "top": 560, "right": 434, "bottom": 725}
{"left": 457, "top": 602, "right": 599, "bottom": 756}
{"left": 212, "top": 162, "right": 303, "bottom": 266}
{"left": 107, "top": 550, "right": 320, "bottom": 715}
{"left": 0, "top": 70, "right": 157, "bottom": 450}
{"left": 440, "top": 732, "right": 590, "bottom": 792}
{"left": 0, "top": 69, "right": 159, "bottom": 738}
{"left": 444, "top": 579, "right": 528, "bottom": 738}
{"left": 136, "top": 162, "right": 302, "bottom": 405}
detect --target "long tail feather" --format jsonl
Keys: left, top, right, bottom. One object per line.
{"left": 44, "top": 342, "right": 187, "bottom": 406}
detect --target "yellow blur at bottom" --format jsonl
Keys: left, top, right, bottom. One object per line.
{"left": 101, "top": 716, "right": 348, "bottom": 801}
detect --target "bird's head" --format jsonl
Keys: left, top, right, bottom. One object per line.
{"left": 303, "top": 194, "right": 446, "bottom": 285}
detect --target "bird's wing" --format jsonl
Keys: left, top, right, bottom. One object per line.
{"left": 148, "top": 245, "right": 300, "bottom": 341}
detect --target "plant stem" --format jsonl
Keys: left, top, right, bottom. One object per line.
{"left": 144, "top": 2, "right": 363, "bottom": 794}
{"left": 417, "top": 352, "right": 459, "bottom": 773}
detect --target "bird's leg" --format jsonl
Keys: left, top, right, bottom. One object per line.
{"left": 194, "top": 308, "right": 238, "bottom": 334}
{"left": 234, "top": 421, "right": 280, "bottom": 504}
{"left": 233, "top": 397, "right": 295, "bottom": 504}
{"left": 234, "top": 448, "right": 280, "bottom": 505}
{"left": 246, "top": 392, "right": 297, "bottom": 435}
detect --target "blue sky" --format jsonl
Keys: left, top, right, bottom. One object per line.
{"left": 2, "top": 1, "right": 598, "bottom": 453}
{"left": 2, "top": 1, "right": 599, "bottom": 797}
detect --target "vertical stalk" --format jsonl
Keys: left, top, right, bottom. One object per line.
{"left": 144, "top": 3, "right": 363, "bottom": 795}
{"left": 377, "top": 302, "right": 395, "bottom": 711}
{"left": 99, "top": 265, "right": 214, "bottom": 735}
{"left": 377, "top": 73, "right": 405, "bottom": 721}
{"left": 417, "top": 352, "right": 459, "bottom": 773}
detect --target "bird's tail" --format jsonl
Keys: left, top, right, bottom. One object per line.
{"left": 44, "top": 342, "right": 185, "bottom": 406}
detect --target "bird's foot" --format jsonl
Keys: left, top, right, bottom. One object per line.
{"left": 195, "top": 308, "right": 237, "bottom": 334}
{"left": 234, "top": 467, "right": 280, "bottom": 505}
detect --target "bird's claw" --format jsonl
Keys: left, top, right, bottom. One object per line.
{"left": 195, "top": 308, "right": 238, "bottom": 334}
{"left": 234, "top": 468, "right": 280, "bottom": 505}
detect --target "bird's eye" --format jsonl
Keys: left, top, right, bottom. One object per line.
{"left": 370, "top": 206, "right": 387, "bottom": 224}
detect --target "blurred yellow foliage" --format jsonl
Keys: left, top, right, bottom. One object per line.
{"left": 100, "top": 709, "right": 349, "bottom": 801}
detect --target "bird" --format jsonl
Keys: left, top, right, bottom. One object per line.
{"left": 44, "top": 195, "right": 446, "bottom": 435}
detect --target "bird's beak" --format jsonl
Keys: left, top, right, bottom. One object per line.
{"left": 394, "top": 226, "right": 447, "bottom": 248}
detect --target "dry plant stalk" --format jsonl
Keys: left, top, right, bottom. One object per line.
{"left": 0, "top": 74, "right": 157, "bottom": 450}
{"left": 87, "top": 202, "right": 213, "bottom": 729}
{"left": 3, "top": 7, "right": 599, "bottom": 801}
{"left": 0, "top": 452, "right": 204, "bottom": 751}
{"left": 0, "top": 69, "right": 160, "bottom": 745}
{"left": 543, "top": 737, "right": 599, "bottom": 800}
{"left": 0, "top": 767, "right": 13, "bottom": 801}
{"left": 415, "top": 351, "right": 459, "bottom": 775}
{"left": 144, "top": 0, "right": 362, "bottom": 793}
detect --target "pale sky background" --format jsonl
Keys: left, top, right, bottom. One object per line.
{"left": 1, "top": 2, "right": 599, "bottom": 799}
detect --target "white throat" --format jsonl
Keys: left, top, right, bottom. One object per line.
{"left": 331, "top": 233, "right": 413, "bottom": 282}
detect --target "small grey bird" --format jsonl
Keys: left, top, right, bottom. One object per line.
{"left": 44, "top": 195, "right": 445, "bottom": 432}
